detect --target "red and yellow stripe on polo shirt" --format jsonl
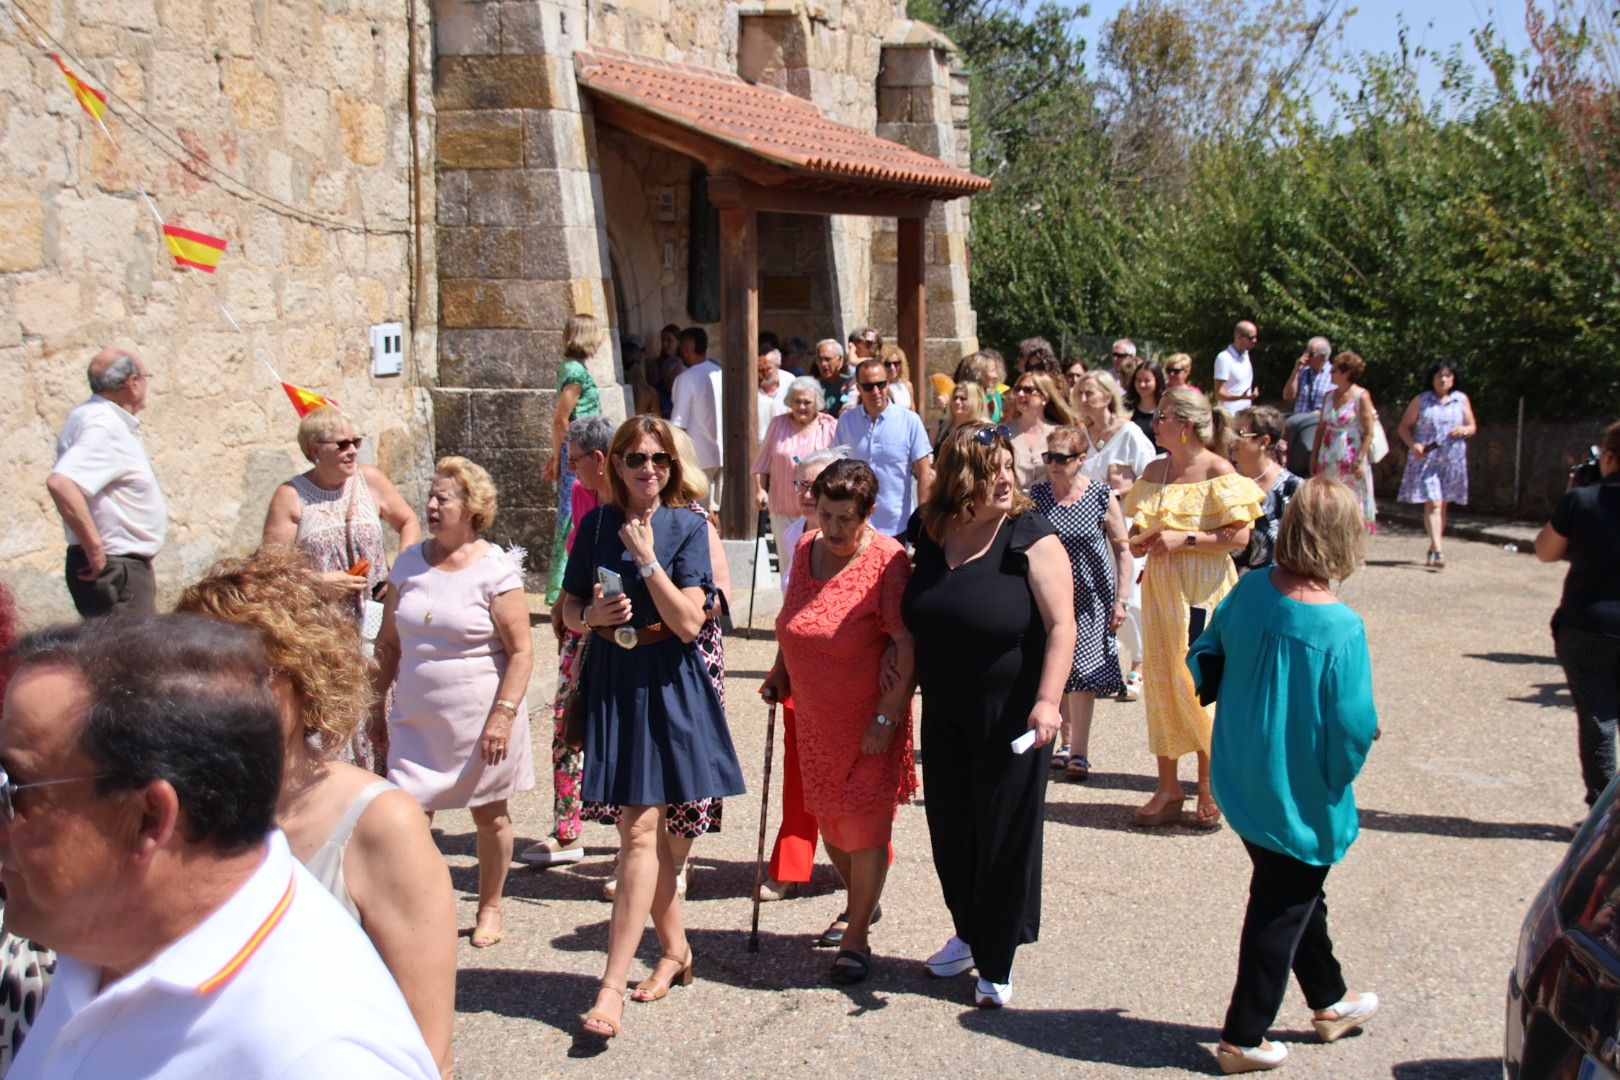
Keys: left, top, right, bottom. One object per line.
{"left": 195, "top": 874, "right": 295, "bottom": 996}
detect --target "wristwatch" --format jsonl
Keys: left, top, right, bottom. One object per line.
{"left": 873, "top": 713, "right": 892, "bottom": 728}
{"left": 637, "top": 560, "right": 658, "bottom": 579}
{"left": 1184, "top": 533, "right": 1198, "bottom": 548}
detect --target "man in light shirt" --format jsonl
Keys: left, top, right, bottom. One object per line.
{"left": 1212, "top": 320, "right": 1261, "bottom": 413}
{"left": 669, "top": 326, "right": 724, "bottom": 511}
{"left": 1283, "top": 335, "right": 1334, "bottom": 416}
{"left": 3, "top": 615, "right": 439, "bottom": 1079}
{"left": 47, "top": 349, "right": 167, "bottom": 617}
{"left": 834, "top": 357, "right": 933, "bottom": 538}
{"left": 756, "top": 348, "right": 790, "bottom": 447}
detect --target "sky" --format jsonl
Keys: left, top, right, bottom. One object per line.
{"left": 1069, "top": 0, "right": 1539, "bottom": 115}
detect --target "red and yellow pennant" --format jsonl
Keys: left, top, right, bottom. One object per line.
{"left": 281, "top": 382, "right": 340, "bottom": 418}
{"left": 161, "top": 224, "right": 227, "bottom": 273}
{"left": 50, "top": 54, "right": 107, "bottom": 121}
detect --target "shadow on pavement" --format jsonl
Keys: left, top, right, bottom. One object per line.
{"left": 1358, "top": 807, "right": 1574, "bottom": 843}
{"left": 1043, "top": 798, "right": 1225, "bottom": 837}
{"left": 1511, "top": 682, "right": 1574, "bottom": 709}
{"left": 958, "top": 1007, "right": 1220, "bottom": 1070}
{"left": 1464, "top": 652, "right": 1558, "bottom": 666}
{"left": 1390, "top": 1056, "right": 1501, "bottom": 1079}
{"left": 1061, "top": 771, "right": 1160, "bottom": 794}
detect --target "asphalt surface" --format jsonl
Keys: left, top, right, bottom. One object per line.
{"left": 439, "top": 523, "right": 1576, "bottom": 1078}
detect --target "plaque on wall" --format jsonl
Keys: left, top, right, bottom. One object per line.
{"left": 687, "top": 172, "right": 720, "bottom": 323}
{"left": 761, "top": 275, "right": 813, "bottom": 311}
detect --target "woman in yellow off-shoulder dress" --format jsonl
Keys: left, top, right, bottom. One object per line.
{"left": 1123, "top": 388, "right": 1263, "bottom": 830}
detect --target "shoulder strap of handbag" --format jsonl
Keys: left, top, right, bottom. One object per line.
{"left": 576, "top": 506, "right": 606, "bottom": 663}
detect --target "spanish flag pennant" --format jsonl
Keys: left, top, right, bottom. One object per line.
{"left": 161, "top": 224, "right": 227, "bottom": 273}
{"left": 281, "top": 382, "right": 340, "bottom": 418}
{"left": 50, "top": 55, "right": 107, "bottom": 122}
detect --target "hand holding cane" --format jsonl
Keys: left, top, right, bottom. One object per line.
{"left": 749, "top": 695, "right": 779, "bottom": 953}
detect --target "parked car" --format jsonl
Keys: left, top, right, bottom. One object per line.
{"left": 1506, "top": 783, "right": 1620, "bottom": 1079}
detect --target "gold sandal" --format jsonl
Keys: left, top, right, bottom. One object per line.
{"left": 582, "top": 982, "right": 625, "bottom": 1038}
{"left": 631, "top": 949, "right": 694, "bottom": 1002}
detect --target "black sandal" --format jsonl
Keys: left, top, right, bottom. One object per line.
{"left": 829, "top": 948, "right": 872, "bottom": 984}
{"left": 812, "top": 904, "right": 881, "bottom": 949}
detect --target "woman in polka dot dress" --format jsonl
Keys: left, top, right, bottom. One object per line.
{"left": 1029, "top": 426, "right": 1133, "bottom": 780}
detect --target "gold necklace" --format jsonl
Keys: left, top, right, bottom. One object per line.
{"left": 422, "top": 540, "right": 442, "bottom": 623}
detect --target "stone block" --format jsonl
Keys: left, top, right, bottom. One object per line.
{"left": 358, "top": 171, "right": 410, "bottom": 220}
{"left": 466, "top": 168, "right": 565, "bottom": 226}
{"left": 76, "top": 26, "right": 119, "bottom": 57}
{"left": 225, "top": 266, "right": 280, "bottom": 323}
{"left": 325, "top": 18, "right": 379, "bottom": 93}
{"left": 439, "top": 328, "right": 558, "bottom": 387}
{"left": 217, "top": 0, "right": 259, "bottom": 56}
{"left": 336, "top": 97, "right": 388, "bottom": 165}
{"left": 430, "top": 387, "right": 473, "bottom": 449}
{"left": 286, "top": 222, "right": 327, "bottom": 267}
{"left": 79, "top": 0, "right": 157, "bottom": 31}
{"left": 433, "top": 0, "right": 501, "bottom": 56}
{"left": 437, "top": 225, "right": 526, "bottom": 278}
{"left": 441, "top": 277, "right": 571, "bottom": 330}
{"left": 437, "top": 110, "right": 525, "bottom": 169}
{"left": 474, "top": 449, "right": 548, "bottom": 511}
{"left": 470, "top": 387, "right": 552, "bottom": 448}
{"left": 521, "top": 110, "right": 559, "bottom": 169}
{"left": 435, "top": 54, "right": 558, "bottom": 111}
{"left": 222, "top": 59, "right": 281, "bottom": 131}
{"left": 437, "top": 169, "right": 469, "bottom": 225}
{"left": 500, "top": 1, "right": 548, "bottom": 54}
{"left": 57, "top": 190, "right": 141, "bottom": 277}
{"left": 149, "top": 47, "right": 222, "bottom": 129}
{"left": 876, "top": 45, "right": 940, "bottom": 88}
{"left": 14, "top": 275, "right": 83, "bottom": 337}
{"left": 282, "top": 86, "right": 332, "bottom": 156}
{"left": 0, "top": 201, "right": 45, "bottom": 272}
{"left": 489, "top": 510, "right": 556, "bottom": 579}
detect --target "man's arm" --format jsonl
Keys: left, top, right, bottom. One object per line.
{"left": 1282, "top": 354, "right": 1309, "bottom": 403}
{"left": 669, "top": 370, "right": 692, "bottom": 430}
{"left": 912, "top": 453, "right": 934, "bottom": 506}
{"left": 46, "top": 473, "right": 105, "bottom": 576}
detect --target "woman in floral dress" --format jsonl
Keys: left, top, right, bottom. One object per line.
{"left": 1397, "top": 361, "right": 1477, "bottom": 567}
{"left": 1310, "top": 351, "right": 1378, "bottom": 531}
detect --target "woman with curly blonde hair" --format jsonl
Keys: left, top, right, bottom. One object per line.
{"left": 177, "top": 547, "right": 457, "bottom": 1077}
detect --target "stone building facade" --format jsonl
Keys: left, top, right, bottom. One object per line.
{"left": 2, "top": 0, "right": 981, "bottom": 620}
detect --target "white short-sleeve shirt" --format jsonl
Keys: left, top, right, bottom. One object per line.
{"left": 1213, "top": 346, "right": 1255, "bottom": 413}
{"left": 10, "top": 831, "right": 438, "bottom": 1080}
{"left": 51, "top": 396, "right": 168, "bottom": 557}
{"left": 670, "top": 358, "right": 724, "bottom": 469}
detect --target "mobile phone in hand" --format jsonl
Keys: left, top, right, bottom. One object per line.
{"left": 596, "top": 566, "right": 625, "bottom": 597}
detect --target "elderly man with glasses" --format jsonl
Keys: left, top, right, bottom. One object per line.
{"left": 46, "top": 348, "right": 167, "bottom": 619}
{"left": 834, "top": 357, "right": 933, "bottom": 538}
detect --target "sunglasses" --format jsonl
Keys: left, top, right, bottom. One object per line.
{"left": 972, "top": 425, "right": 1014, "bottom": 446}
{"left": 320, "top": 437, "right": 364, "bottom": 452}
{"left": 859, "top": 380, "right": 888, "bottom": 391}
{"left": 1111, "top": 351, "right": 1132, "bottom": 360}
{"left": 1041, "top": 451, "right": 1082, "bottom": 464}
{"left": 1012, "top": 385, "right": 1040, "bottom": 396}
{"left": 0, "top": 766, "right": 111, "bottom": 823}
{"left": 1167, "top": 367, "right": 1190, "bottom": 376}
{"left": 883, "top": 360, "right": 902, "bottom": 369}
{"left": 622, "top": 451, "right": 673, "bottom": 469}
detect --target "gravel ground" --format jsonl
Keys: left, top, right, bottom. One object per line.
{"left": 438, "top": 523, "right": 1575, "bottom": 1078}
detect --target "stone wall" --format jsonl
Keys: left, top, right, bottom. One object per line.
{"left": 1, "top": 0, "right": 436, "bottom": 625}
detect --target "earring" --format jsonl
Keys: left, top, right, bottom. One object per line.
{"left": 1180, "top": 430, "right": 1188, "bottom": 445}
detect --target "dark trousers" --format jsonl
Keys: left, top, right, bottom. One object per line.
{"left": 65, "top": 547, "right": 157, "bottom": 619}
{"left": 921, "top": 712, "right": 1050, "bottom": 984}
{"left": 1554, "top": 623, "right": 1620, "bottom": 805}
{"left": 1221, "top": 839, "right": 1348, "bottom": 1047}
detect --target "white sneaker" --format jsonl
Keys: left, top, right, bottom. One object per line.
{"left": 518, "top": 836, "right": 584, "bottom": 866}
{"left": 974, "top": 977, "right": 1012, "bottom": 1007}
{"left": 925, "top": 935, "right": 975, "bottom": 977}
{"left": 1120, "top": 671, "right": 1143, "bottom": 702}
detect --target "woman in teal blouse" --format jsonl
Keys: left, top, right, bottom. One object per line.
{"left": 1187, "top": 476, "right": 1381, "bottom": 1074}
{"left": 542, "top": 314, "right": 604, "bottom": 604}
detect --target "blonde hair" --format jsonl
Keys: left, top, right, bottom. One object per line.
{"left": 920, "top": 422, "right": 1031, "bottom": 543}
{"left": 879, "top": 342, "right": 910, "bottom": 383}
{"left": 564, "top": 313, "right": 604, "bottom": 360}
{"left": 1274, "top": 476, "right": 1365, "bottom": 582}
{"left": 296, "top": 406, "right": 353, "bottom": 463}
{"left": 435, "top": 455, "right": 499, "bottom": 532}
{"left": 950, "top": 381, "right": 988, "bottom": 422}
{"left": 666, "top": 425, "right": 708, "bottom": 505}
{"left": 1159, "top": 386, "right": 1231, "bottom": 455}
{"left": 1164, "top": 352, "right": 1194, "bottom": 377}
{"left": 176, "top": 547, "right": 372, "bottom": 753}
{"left": 1014, "top": 371, "right": 1079, "bottom": 426}
{"left": 1075, "top": 370, "right": 1128, "bottom": 422}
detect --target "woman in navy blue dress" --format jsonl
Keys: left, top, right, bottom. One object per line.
{"left": 562, "top": 416, "right": 745, "bottom": 1040}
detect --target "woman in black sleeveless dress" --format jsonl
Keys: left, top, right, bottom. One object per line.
{"left": 902, "top": 423, "right": 1077, "bottom": 1008}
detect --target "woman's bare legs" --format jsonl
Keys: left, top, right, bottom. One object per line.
{"left": 1424, "top": 499, "right": 1445, "bottom": 554}
{"left": 824, "top": 841, "right": 888, "bottom": 957}
{"left": 469, "top": 799, "right": 511, "bottom": 944}
{"left": 1139, "top": 755, "right": 1184, "bottom": 814}
{"left": 591, "top": 805, "right": 684, "bottom": 1024}
{"left": 1065, "top": 690, "right": 1097, "bottom": 758}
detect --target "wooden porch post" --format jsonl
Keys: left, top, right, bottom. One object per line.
{"left": 897, "top": 215, "right": 927, "bottom": 414}
{"left": 718, "top": 202, "right": 758, "bottom": 539}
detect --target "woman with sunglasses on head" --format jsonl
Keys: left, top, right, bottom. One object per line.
{"left": 561, "top": 416, "right": 745, "bottom": 1041}
{"left": 1030, "top": 427, "right": 1132, "bottom": 780}
{"left": 262, "top": 404, "right": 420, "bottom": 771}
{"left": 1007, "top": 372, "right": 1079, "bottom": 493}
{"left": 903, "top": 423, "right": 1077, "bottom": 1008}
{"left": 1123, "top": 388, "right": 1262, "bottom": 830}
{"left": 1310, "top": 352, "right": 1378, "bottom": 534}
{"left": 1230, "top": 405, "right": 1304, "bottom": 574}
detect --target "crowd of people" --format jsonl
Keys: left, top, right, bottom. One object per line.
{"left": 12, "top": 319, "right": 1611, "bottom": 1077}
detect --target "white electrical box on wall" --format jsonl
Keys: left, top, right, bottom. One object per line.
{"left": 370, "top": 323, "right": 404, "bottom": 377}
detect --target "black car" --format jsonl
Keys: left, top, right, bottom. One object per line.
{"left": 1507, "top": 782, "right": 1620, "bottom": 1079}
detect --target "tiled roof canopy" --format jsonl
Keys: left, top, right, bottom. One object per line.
{"left": 575, "top": 47, "right": 990, "bottom": 200}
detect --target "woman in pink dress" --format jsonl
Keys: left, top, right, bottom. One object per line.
{"left": 374, "top": 456, "right": 535, "bottom": 949}
{"left": 753, "top": 376, "right": 839, "bottom": 565}
{"left": 760, "top": 459, "right": 916, "bottom": 985}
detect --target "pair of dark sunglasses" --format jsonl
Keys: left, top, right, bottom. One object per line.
{"left": 859, "top": 380, "right": 889, "bottom": 391}
{"left": 321, "top": 437, "right": 364, "bottom": 452}
{"left": 622, "top": 451, "right": 673, "bottom": 469}
{"left": 972, "top": 425, "right": 1014, "bottom": 446}
{"left": 1041, "top": 451, "right": 1083, "bottom": 464}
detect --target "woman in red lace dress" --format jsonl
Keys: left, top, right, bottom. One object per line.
{"left": 761, "top": 459, "right": 916, "bottom": 986}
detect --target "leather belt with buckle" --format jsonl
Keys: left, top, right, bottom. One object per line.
{"left": 595, "top": 622, "right": 673, "bottom": 649}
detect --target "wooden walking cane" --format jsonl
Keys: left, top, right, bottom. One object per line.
{"left": 748, "top": 697, "right": 778, "bottom": 953}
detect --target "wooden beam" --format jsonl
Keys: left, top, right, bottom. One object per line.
{"left": 718, "top": 203, "right": 759, "bottom": 540}
{"left": 898, "top": 216, "right": 927, "bottom": 417}
{"left": 710, "top": 177, "right": 932, "bottom": 219}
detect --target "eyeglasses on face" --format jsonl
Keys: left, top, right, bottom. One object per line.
{"left": 1234, "top": 430, "right": 1261, "bottom": 439}
{"left": 859, "top": 380, "right": 888, "bottom": 391}
{"left": 1041, "top": 451, "right": 1082, "bottom": 464}
{"left": 0, "top": 766, "right": 111, "bottom": 823}
{"left": 972, "top": 425, "right": 1014, "bottom": 447}
{"left": 622, "top": 451, "right": 673, "bottom": 469}
{"left": 320, "top": 437, "right": 364, "bottom": 452}
{"left": 792, "top": 479, "right": 816, "bottom": 493}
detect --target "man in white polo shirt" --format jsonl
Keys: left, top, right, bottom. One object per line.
{"left": 1212, "top": 320, "right": 1261, "bottom": 413}
{"left": 669, "top": 326, "right": 724, "bottom": 512}
{"left": 46, "top": 348, "right": 167, "bottom": 617}
{"left": 3, "top": 615, "right": 438, "bottom": 1080}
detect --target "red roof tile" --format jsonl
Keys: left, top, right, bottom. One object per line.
{"left": 575, "top": 47, "right": 990, "bottom": 199}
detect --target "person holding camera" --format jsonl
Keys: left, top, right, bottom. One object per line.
{"left": 1396, "top": 361, "right": 1477, "bottom": 568}
{"left": 1535, "top": 420, "right": 1620, "bottom": 810}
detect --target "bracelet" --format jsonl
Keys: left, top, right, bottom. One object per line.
{"left": 580, "top": 605, "right": 592, "bottom": 630}
{"left": 493, "top": 699, "right": 519, "bottom": 714}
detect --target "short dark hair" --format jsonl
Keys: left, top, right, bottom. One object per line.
{"left": 1019, "top": 337, "right": 1059, "bottom": 375}
{"left": 679, "top": 327, "right": 708, "bottom": 354}
{"left": 1426, "top": 360, "right": 1459, "bottom": 391}
{"left": 8, "top": 616, "right": 282, "bottom": 854}
{"left": 811, "top": 458, "right": 879, "bottom": 518}
{"left": 1333, "top": 351, "right": 1366, "bottom": 381}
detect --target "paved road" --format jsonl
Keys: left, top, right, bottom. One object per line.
{"left": 441, "top": 524, "right": 1577, "bottom": 1078}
